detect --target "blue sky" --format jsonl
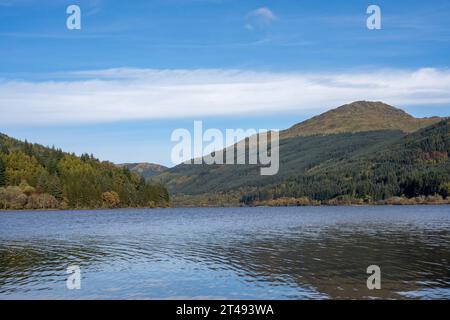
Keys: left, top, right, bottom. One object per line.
{"left": 1, "top": 0, "right": 450, "bottom": 166}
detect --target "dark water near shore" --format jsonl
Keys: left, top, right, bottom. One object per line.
{"left": 0, "top": 206, "right": 449, "bottom": 299}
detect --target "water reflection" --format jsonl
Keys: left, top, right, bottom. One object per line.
{"left": 0, "top": 206, "right": 449, "bottom": 299}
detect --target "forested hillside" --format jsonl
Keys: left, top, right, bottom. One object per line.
{"left": 0, "top": 134, "right": 169, "bottom": 210}
{"left": 117, "top": 162, "right": 168, "bottom": 179}
{"left": 241, "top": 119, "right": 450, "bottom": 205}
{"left": 153, "top": 102, "right": 449, "bottom": 206}
{"left": 156, "top": 130, "right": 406, "bottom": 195}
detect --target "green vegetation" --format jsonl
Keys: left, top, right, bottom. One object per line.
{"left": 153, "top": 102, "right": 449, "bottom": 206}
{"left": 2, "top": 101, "right": 447, "bottom": 209}
{"left": 154, "top": 130, "right": 407, "bottom": 195}
{"left": 241, "top": 119, "right": 450, "bottom": 205}
{"left": 117, "top": 162, "right": 168, "bottom": 179}
{"left": 281, "top": 101, "right": 442, "bottom": 138}
{"left": 0, "top": 134, "right": 169, "bottom": 210}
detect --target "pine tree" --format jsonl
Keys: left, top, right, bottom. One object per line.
{"left": 0, "top": 144, "right": 9, "bottom": 154}
{"left": 0, "top": 158, "right": 5, "bottom": 187}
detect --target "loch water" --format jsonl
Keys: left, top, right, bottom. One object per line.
{"left": 0, "top": 205, "right": 449, "bottom": 299}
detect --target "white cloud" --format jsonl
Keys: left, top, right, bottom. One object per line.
{"left": 245, "top": 7, "right": 276, "bottom": 30}
{"left": 249, "top": 7, "right": 276, "bottom": 23}
{"left": 0, "top": 67, "right": 449, "bottom": 125}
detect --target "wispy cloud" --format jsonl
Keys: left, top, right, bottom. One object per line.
{"left": 1, "top": 68, "right": 449, "bottom": 125}
{"left": 249, "top": 7, "right": 276, "bottom": 23}
{"left": 245, "top": 7, "right": 276, "bottom": 30}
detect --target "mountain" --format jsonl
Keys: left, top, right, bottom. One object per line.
{"left": 0, "top": 133, "right": 170, "bottom": 210}
{"left": 152, "top": 101, "right": 448, "bottom": 206}
{"left": 117, "top": 163, "right": 168, "bottom": 179}
{"left": 242, "top": 119, "right": 450, "bottom": 205}
{"left": 281, "top": 101, "right": 441, "bottom": 138}
{"left": 156, "top": 130, "right": 405, "bottom": 194}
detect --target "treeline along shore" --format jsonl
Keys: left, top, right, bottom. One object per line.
{"left": 0, "top": 134, "right": 169, "bottom": 210}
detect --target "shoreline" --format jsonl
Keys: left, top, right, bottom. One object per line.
{"left": 1, "top": 202, "right": 449, "bottom": 212}
{"left": 171, "top": 202, "right": 450, "bottom": 208}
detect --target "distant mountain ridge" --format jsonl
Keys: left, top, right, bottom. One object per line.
{"left": 117, "top": 162, "right": 168, "bottom": 179}
{"left": 281, "top": 101, "right": 442, "bottom": 138}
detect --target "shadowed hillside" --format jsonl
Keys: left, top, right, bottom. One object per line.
{"left": 152, "top": 101, "right": 448, "bottom": 206}
{"left": 242, "top": 119, "right": 450, "bottom": 205}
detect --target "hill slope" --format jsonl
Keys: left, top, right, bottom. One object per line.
{"left": 117, "top": 163, "right": 168, "bottom": 179}
{"left": 281, "top": 101, "right": 441, "bottom": 138}
{"left": 153, "top": 101, "right": 448, "bottom": 206}
{"left": 156, "top": 130, "right": 405, "bottom": 195}
{"left": 243, "top": 119, "right": 450, "bottom": 204}
{"left": 0, "top": 134, "right": 169, "bottom": 210}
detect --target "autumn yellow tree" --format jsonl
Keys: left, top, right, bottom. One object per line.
{"left": 102, "top": 191, "right": 120, "bottom": 208}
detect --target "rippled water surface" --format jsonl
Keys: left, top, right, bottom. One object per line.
{"left": 0, "top": 206, "right": 449, "bottom": 299}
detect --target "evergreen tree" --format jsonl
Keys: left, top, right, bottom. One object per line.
{"left": 0, "top": 133, "right": 170, "bottom": 209}
{"left": 0, "top": 158, "right": 5, "bottom": 187}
